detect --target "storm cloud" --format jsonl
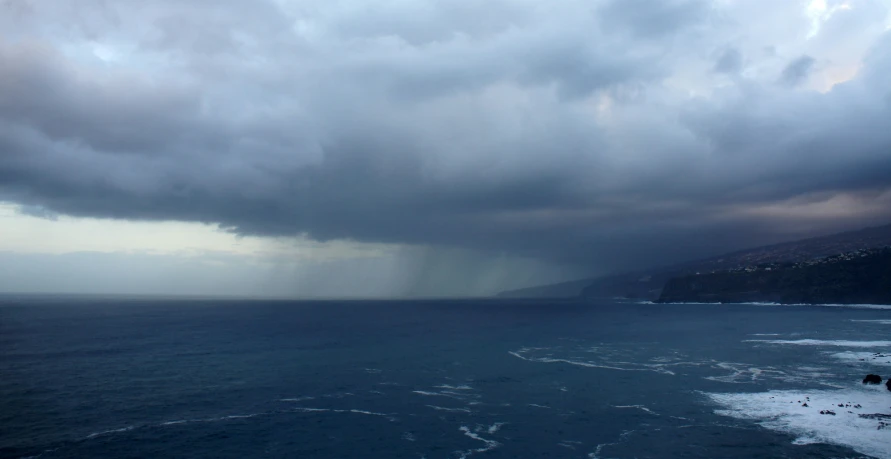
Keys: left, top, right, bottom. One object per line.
{"left": 2, "top": 0, "right": 891, "bottom": 277}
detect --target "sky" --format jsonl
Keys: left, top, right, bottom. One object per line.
{"left": 1, "top": 0, "right": 891, "bottom": 297}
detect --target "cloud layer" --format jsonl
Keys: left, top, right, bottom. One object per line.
{"left": 2, "top": 0, "right": 891, "bottom": 275}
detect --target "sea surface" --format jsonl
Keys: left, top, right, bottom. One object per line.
{"left": 2, "top": 296, "right": 891, "bottom": 459}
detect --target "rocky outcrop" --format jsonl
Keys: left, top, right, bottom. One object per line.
{"left": 863, "top": 374, "right": 882, "bottom": 384}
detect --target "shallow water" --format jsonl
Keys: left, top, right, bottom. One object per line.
{"left": 1, "top": 297, "right": 890, "bottom": 458}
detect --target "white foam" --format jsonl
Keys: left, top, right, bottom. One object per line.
{"left": 85, "top": 426, "right": 135, "bottom": 439}
{"left": 746, "top": 339, "right": 891, "bottom": 347}
{"left": 486, "top": 422, "right": 505, "bottom": 434}
{"left": 434, "top": 384, "right": 473, "bottom": 390}
{"left": 613, "top": 405, "right": 658, "bottom": 415}
{"left": 402, "top": 432, "right": 416, "bottom": 442}
{"left": 426, "top": 405, "right": 472, "bottom": 413}
{"left": 829, "top": 351, "right": 891, "bottom": 367}
{"left": 791, "top": 436, "right": 820, "bottom": 445}
{"left": 509, "top": 350, "right": 674, "bottom": 375}
{"left": 851, "top": 319, "right": 891, "bottom": 325}
{"left": 222, "top": 413, "right": 260, "bottom": 420}
{"left": 412, "top": 390, "right": 448, "bottom": 397}
{"left": 457, "top": 425, "right": 500, "bottom": 458}
{"left": 704, "top": 362, "right": 788, "bottom": 384}
{"left": 160, "top": 420, "right": 187, "bottom": 426}
{"left": 528, "top": 403, "right": 551, "bottom": 409}
{"left": 588, "top": 430, "right": 635, "bottom": 459}
{"left": 663, "top": 301, "right": 891, "bottom": 310}
{"left": 706, "top": 387, "right": 891, "bottom": 459}
{"left": 751, "top": 333, "right": 781, "bottom": 336}
{"left": 280, "top": 396, "right": 315, "bottom": 402}
{"left": 347, "top": 409, "right": 388, "bottom": 416}
{"left": 291, "top": 407, "right": 330, "bottom": 412}
{"left": 412, "top": 390, "right": 467, "bottom": 401}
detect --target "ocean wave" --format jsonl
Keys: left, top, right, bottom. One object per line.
{"left": 828, "top": 351, "right": 891, "bottom": 367}
{"left": 426, "top": 405, "right": 472, "bottom": 413}
{"left": 705, "top": 387, "right": 891, "bottom": 459}
{"left": 433, "top": 384, "right": 473, "bottom": 390}
{"left": 589, "top": 429, "right": 635, "bottom": 459}
{"left": 613, "top": 405, "right": 658, "bottom": 415}
{"left": 660, "top": 301, "right": 891, "bottom": 310}
{"left": 485, "top": 422, "right": 506, "bottom": 434}
{"left": 455, "top": 425, "right": 500, "bottom": 458}
{"left": 745, "top": 339, "right": 891, "bottom": 347}
{"left": 85, "top": 426, "right": 135, "bottom": 439}
{"left": 508, "top": 349, "right": 678, "bottom": 375}
{"left": 704, "top": 362, "right": 788, "bottom": 384}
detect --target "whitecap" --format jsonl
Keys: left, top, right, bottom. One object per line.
{"left": 486, "top": 422, "right": 505, "bottom": 434}
{"left": 85, "top": 426, "right": 135, "bottom": 439}
{"left": 456, "top": 425, "right": 500, "bottom": 458}
{"left": 412, "top": 390, "right": 463, "bottom": 399}
{"left": 509, "top": 350, "right": 674, "bottom": 375}
{"left": 588, "top": 429, "right": 635, "bottom": 459}
{"left": 745, "top": 339, "right": 891, "bottom": 347}
{"left": 829, "top": 351, "right": 891, "bottom": 367}
{"left": 661, "top": 301, "right": 891, "bottom": 310}
{"left": 705, "top": 387, "right": 891, "bottom": 459}
{"left": 222, "top": 413, "right": 260, "bottom": 420}
{"left": 347, "top": 409, "right": 388, "bottom": 416}
{"left": 426, "top": 405, "right": 472, "bottom": 413}
{"left": 433, "top": 384, "right": 473, "bottom": 390}
{"left": 160, "top": 420, "right": 187, "bottom": 426}
{"left": 704, "top": 362, "right": 788, "bottom": 384}
{"left": 613, "top": 405, "right": 658, "bottom": 415}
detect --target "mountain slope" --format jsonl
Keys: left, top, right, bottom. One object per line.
{"left": 495, "top": 278, "right": 594, "bottom": 298}
{"left": 496, "top": 223, "right": 891, "bottom": 300}
{"left": 657, "top": 247, "right": 891, "bottom": 304}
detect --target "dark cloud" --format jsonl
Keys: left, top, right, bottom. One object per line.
{"left": 714, "top": 47, "right": 742, "bottom": 74}
{"left": 779, "top": 55, "right": 816, "bottom": 87}
{"left": 599, "top": 0, "right": 709, "bottom": 39}
{"left": 2, "top": 0, "right": 891, "bottom": 279}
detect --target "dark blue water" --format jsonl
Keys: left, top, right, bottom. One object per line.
{"left": 2, "top": 297, "right": 890, "bottom": 458}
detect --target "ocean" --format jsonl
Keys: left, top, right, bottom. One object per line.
{"left": 2, "top": 296, "right": 890, "bottom": 458}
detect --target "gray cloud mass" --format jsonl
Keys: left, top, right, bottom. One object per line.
{"left": 779, "top": 55, "right": 816, "bottom": 86}
{"left": 2, "top": 0, "right": 891, "bottom": 278}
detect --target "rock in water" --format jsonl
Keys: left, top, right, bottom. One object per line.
{"left": 886, "top": 379, "right": 891, "bottom": 392}
{"left": 862, "top": 374, "right": 882, "bottom": 384}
